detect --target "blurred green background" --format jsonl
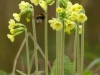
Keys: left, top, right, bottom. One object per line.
{"left": 0, "top": 0, "right": 100, "bottom": 74}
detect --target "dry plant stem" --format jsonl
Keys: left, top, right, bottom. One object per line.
{"left": 12, "top": 36, "right": 26, "bottom": 75}
{"left": 76, "top": 23, "right": 81, "bottom": 75}
{"left": 56, "top": 0, "right": 60, "bottom": 75}
{"left": 81, "top": 23, "right": 85, "bottom": 74}
{"left": 21, "top": 56, "right": 25, "bottom": 72}
{"left": 28, "top": 33, "right": 51, "bottom": 71}
{"left": 44, "top": 9, "right": 48, "bottom": 75}
{"left": 12, "top": 32, "right": 51, "bottom": 75}
{"left": 74, "top": 31, "right": 77, "bottom": 70}
{"left": 32, "top": 10, "right": 38, "bottom": 75}
{"left": 25, "top": 29, "right": 30, "bottom": 75}
{"left": 93, "top": 67, "right": 100, "bottom": 74}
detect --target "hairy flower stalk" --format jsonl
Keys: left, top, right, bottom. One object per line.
{"left": 60, "top": 21, "right": 65, "bottom": 75}
{"left": 56, "top": 0, "right": 60, "bottom": 75}
{"left": 25, "top": 28, "right": 30, "bottom": 75}
{"left": 81, "top": 23, "right": 85, "bottom": 74}
{"left": 31, "top": 9, "right": 38, "bottom": 75}
{"left": 44, "top": 7, "right": 48, "bottom": 75}
{"left": 76, "top": 23, "right": 81, "bottom": 75}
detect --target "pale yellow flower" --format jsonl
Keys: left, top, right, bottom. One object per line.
{"left": 39, "top": 1, "right": 47, "bottom": 11}
{"left": 71, "top": 3, "right": 82, "bottom": 12}
{"left": 64, "top": 28, "right": 71, "bottom": 34}
{"left": 49, "top": 18, "right": 63, "bottom": 31}
{"left": 8, "top": 19, "right": 16, "bottom": 29}
{"left": 30, "top": 0, "right": 40, "bottom": 6}
{"left": 10, "top": 29, "right": 15, "bottom": 34}
{"left": 65, "top": 20, "right": 76, "bottom": 30}
{"left": 70, "top": 12, "right": 79, "bottom": 21}
{"left": 13, "top": 13, "right": 21, "bottom": 22}
{"left": 7, "top": 34, "right": 15, "bottom": 42}
{"left": 19, "top": 1, "right": 30, "bottom": 11}
{"left": 78, "top": 13, "right": 87, "bottom": 22}
{"left": 56, "top": 7, "right": 63, "bottom": 13}
{"left": 67, "top": 1, "right": 73, "bottom": 9}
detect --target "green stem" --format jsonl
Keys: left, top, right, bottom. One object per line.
{"left": 25, "top": 29, "right": 30, "bottom": 75}
{"left": 76, "top": 23, "right": 81, "bottom": 75}
{"left": 74, "top": 31, "right": 77, "bottom": 71}
{"left": 32, "top": 9, "right": 38, "bottom": 75}
{"left": 81, "top": 23, "right": 85, "bottom": 74}
{"left": 61, "top": 21, "right": 65, "bottom": 75}
{"left": 45, "top": 8, "right": 48, "bottom": 75}
{"left": 56, "top": 0, "right": 60, "bottom": 75}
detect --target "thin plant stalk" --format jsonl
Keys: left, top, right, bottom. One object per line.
{"left": 74, "top": 31, "right": 77, "bottom": 70}
{"left": 76, "top": 23, "right": 81, "bottom": 75}
{"left": 44, "top": 8, "right": 48, "bottom": 75}
{"left": 56, "top": 0, "right": 60, "bottom": 75}
{"left": 25, "top": 29, "right": 30, "bottom": 75}
{"left": 32, "top": 9, "right": 38, "bottom": 75}
{"left": 81, "top": 23, "right": 85, "bottom": 74}
{"left": 60, "top": 21, "right": 65, "bottom": 75}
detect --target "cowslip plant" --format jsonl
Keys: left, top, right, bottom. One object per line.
{"left": 7, "top": 0, "right": 99, "bottom": 75}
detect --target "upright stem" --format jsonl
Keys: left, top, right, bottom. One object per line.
{"left": 56, "top": 0, "right": 60, "bottom": 75}
{"left": 76, "top": 23, "right": 81, "bottom": 75}
{"left": 60, "top": 21, "right": 65, "bottom": 75}
{"left": 81, "top": 23, "right": 85, "bottom": 74}
{"left": 45, "top": 8, "right": 48, "bottom": 75}
{"left": 32, "top": 10, "right": 38, "bottom": 75}
{"left": 25, "top": 29, "right": 30, "bottom": 75}
{"left": 74, "top": 31, "right": 77, "bottom": 70}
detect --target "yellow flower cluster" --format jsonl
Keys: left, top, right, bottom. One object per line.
{"left": 30, "top": 0, "right": 55, "bottom": 11}
{"left": 48, "top": 1, "right": 87, "bottom": 34}
{"left": 7, "top": 1, "right": 34, "bottom": 42}
{"left": 7, "top": 19, "right": 25, "bottom": 42}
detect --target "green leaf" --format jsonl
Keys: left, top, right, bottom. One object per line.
{"left": 0, "top": 70, "right": 7, "bottom": 75}
{"left": 50, "top": 55, "right": 76, "bottom": 75}
{"left": 16, "top": 70, "right": 26, "bottom": 75}
{"left": 85, "top": 58, "right": 100, "bottom": 70}
{"left": 83, "top": 70, "right": 93, "bottom": 75}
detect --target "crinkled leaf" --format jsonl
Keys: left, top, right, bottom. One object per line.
{"left": 83, "top": 70, "right": 93, "bottom": 75}
{"left": 50, "top": 55, "right": 76, "bottom": 75}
